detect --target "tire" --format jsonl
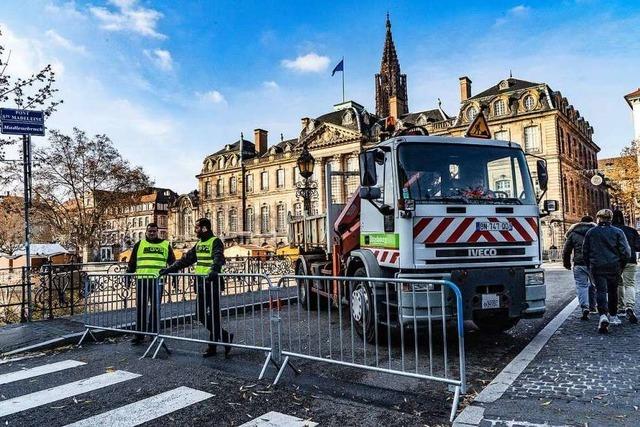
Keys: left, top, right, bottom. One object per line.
{"left": 297, "top": 262, "right": 317, "bottom": 310}
{"left": 349, "top": 267, "right": 381, "bottom": 344}
{"left": 474, "top": 315, "right": 520, "bottom": 333}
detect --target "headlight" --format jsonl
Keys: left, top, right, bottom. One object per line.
{"left": 525, "top": 272, "right": 544, "bottom": 285}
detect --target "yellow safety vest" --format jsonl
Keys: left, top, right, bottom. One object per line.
{"left": 135, "top": 239, "right": 170, "bottom": 278}
{"left": 194, "top": 236, "right": 219, "bottom": 275}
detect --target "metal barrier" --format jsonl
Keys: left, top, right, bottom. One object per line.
{"left": 269, "top": 275, "right": 466, "bottom": 421}
{"left": 149, "top": 273, "right": 279, "bottom": 370}
{"left": 78, "top": 274, "right": 161, "bottom": 356}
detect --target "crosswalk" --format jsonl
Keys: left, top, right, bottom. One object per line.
{"left": 0, "top": 359, "right": 211, "bottom": 425}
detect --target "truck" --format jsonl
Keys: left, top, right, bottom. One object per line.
{"left": 289, "top": 134, "right": 558, "bottom": 340}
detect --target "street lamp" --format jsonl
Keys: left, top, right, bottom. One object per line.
{"left": 295, "top": 141, "right": 318, "bottom": 215}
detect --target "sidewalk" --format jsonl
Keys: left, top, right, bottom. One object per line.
{"left": 0, "top": 318, "right": 86, "bottom": 355}
{"left": 456, "top": 294, "right": 640, "bottom": 427}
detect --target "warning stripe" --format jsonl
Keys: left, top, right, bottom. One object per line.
{"left": 445, "top": 217, "right": 475, "bottom": 243}
{"left": 425, "top": 217, "right": 454, "bottom": 243}
{"left": 507, "top": 217, "right": 532, "bottom": 241}
{"left": 489, "top": 217, "right": 516, "bottom": 242}
{"left": 413, "top": 218, "right": 432, "bottom": 238}
{"left": 525, "top": 217, "right": 538, "bottom": 234}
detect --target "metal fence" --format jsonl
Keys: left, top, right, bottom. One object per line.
{"left": 270, "top": 275, "right": 466, "bottom": 421}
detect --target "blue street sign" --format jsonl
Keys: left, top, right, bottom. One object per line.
{"left": 0, "top": 108, "right": 45, "bottom": 136}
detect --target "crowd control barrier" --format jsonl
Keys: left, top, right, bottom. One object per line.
{"left": 269, "top": 275, "right": 466, "bottom": 421}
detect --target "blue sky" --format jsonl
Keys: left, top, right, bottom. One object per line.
{"left": 1, "top": 0, "right": 639, "bottom": 192}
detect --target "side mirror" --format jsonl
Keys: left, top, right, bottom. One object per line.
{"left": 536, "top": 160, "right": 548, "bottom": 192}
{"left": 544, "top": 200, "right": 558, "bottom": 213}
{"left": 360, "top": 186, "right": 381, "bottom": 200}
{"left": 359, "top": 151, "right": 378, "bottom": 186}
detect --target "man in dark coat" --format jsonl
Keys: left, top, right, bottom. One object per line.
{"left": 612, "top": 210, "right": 639, "bottom": 324}
{"left": 583, "top": 209, "right": 631, "bottom": 333}
{"left": 563, "top": 215, "right": 596, "bottom": 320}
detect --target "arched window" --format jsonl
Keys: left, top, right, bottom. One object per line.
{"left": 493, "top": 99, "right": 506, "bottom": 116}
{"left": 246, "top": 207, "right": 254, "bottom": 233}
{"left": 229, "top": 176, "right": 237, "bottom": 194}
{"left": 523, "top": 95, "right": 535, "bottom": 111}
{"left": 466, "top": 106, "right": 478, "bottom": 121}
{"left": 276, "top": 204, "right": 286, "bottom": 232}
{"left": 229, "top": 208, "right": 237, "bottom": 232}
{"left": 216, "top": 179, "right": 223, "bottom": 196}
{"left": 216, "top": 210, "right": 224, "bottom": 236}
{"left": 245, "top": 174, "right": 254, "bottom": 193}
{"left": 260, "top": 206, "right": 270, "bottom": 234}
{"left": 204, "top": 181, "right": 211, "bottom": 199}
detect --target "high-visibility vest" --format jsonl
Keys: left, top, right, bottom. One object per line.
{"left": 194, "top": 236, "right": 219, "bottom": 275}
{"left": 135, "top": 239, "right": 170, "bottom": 278}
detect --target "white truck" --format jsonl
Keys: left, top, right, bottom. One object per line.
{"left": 290, "top": 135, "right": 557, "bottom": 339}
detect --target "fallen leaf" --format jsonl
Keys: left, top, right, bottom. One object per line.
{"left": 105, "top": 367, "right": 115, "bottom": 373}
{"left": 541, "top": 401, "right": 551, "bottom": 406}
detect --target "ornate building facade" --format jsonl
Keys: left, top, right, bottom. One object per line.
{"left": 167, "top": 16, "right": 604, "bottom": 252}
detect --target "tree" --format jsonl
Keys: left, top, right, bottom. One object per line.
{"left": 28, "top": 128, "right": 152, "bottom": 261}
{"left": 603, "top": 140, "right": 640, "bottom": 224}
{"left": 0, "top": 196, "right": 23, "bottom": 254}
{"left": 0, "top": 27, "right": 63, "bottom": 160}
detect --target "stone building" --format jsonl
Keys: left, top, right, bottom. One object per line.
{"left": 101, "top": 188, "right": 177, "bottom": 259}
{"left": 428, "top": 77, "right": 607, "bottom": 250}
{"left": 167, "top": 191, "right": 200, "bottom": 250}
{"left": 169, "top": 15, "right": 604, "bottom": 251}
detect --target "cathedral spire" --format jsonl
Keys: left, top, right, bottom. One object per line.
{"left": 375, "top": 14, "right": 408, "bottom": 118}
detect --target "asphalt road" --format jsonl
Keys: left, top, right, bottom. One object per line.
{"left": 0, "top": 264, "right": 575, "bottom": 426}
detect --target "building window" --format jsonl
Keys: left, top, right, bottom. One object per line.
{"left": 346, "top": 156, "right": 359, "bottom": 196}
{"left": 466, "top": 106, "right": 477, "bottom": 121}
{"left": 246, "top": 174, "right": 254, "bottom": 193}
{"left": 294, "top": 203, "right": 302, "bottom": 218}
{"left": 524, "top": 126, "right": 541, "bottom": 153}
{"left": 145, "top": 217, "right": 149, "bottom": 226}
{"left": 494, "top": 130, "right": 509, "bottom": 141}
{"left": 229, "top": 176, "right": 237, "bottom": 195}
{"left": 261, "top": 171, "right": 269, "bottom": 191}
{"left": 228, "top": 209, "right": 237, "bottom": 233}
{"left": 523, "top": 95, "right": 535, "bottom": 111}
{"left": 311, "top": 202, "right": 319, "bottom": 216}
{"left": 216, "top": 210, "right": 224, "bottom": 236}
{"left": 276, "top": 169, "right": 285, "bottom": 188}
{"left": 494, "top": 176, "right": 512, "bottom": 192}
{"left": 216, "top": 179, "right": 223, "bottom": 196}
{"left": 205, "top": 209, "right": 211, "bottom": 220}
{"left": 493, "top": 99, "right": 506, "bottom": 116}
{"left": 246, "top": 208, "right": 254, "bottom": 232}
{"left": 260, "top": 206, "right": 270, "bottom": 234}
{"left": 276, "top": 204, "right": 286, "bottom": 232}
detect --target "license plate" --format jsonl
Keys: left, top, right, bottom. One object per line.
{"left": 481, "top": 294, "right": 500, "bottom": 309}
{"left": 476, "top": 221, "right": 513, "bottom": 231}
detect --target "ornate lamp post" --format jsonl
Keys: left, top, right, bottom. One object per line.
{"left": 295, "top": 141, "right": 318, "bottom": 215}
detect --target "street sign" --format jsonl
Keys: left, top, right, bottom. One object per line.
{"left": 0, "top": 108, "right": 45, "bottom": 136}
{"left": 465, "top": 111, "right": 491, "bottom": 139}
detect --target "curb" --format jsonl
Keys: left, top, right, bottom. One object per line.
{"left": 453, "top": 297, "right": 579, "bottom": 426}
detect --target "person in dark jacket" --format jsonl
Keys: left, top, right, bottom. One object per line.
{"left": 562, "top": 215, "right": 596, "bottom": 320}
{"left": 583, "top": 209, "right": 631, "bottom": 333}
{"left": 126, "top": 223, "right": 176, "bottom": 344}
{"left": 612, "top": 210, "right": 639, "bottom": 324}
{"left": 159, "top": 218, "right": 233, "bottom": 357}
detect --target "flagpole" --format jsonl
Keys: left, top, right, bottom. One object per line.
{"left": 341, "top": 57, "right": 345, "bottom": 102}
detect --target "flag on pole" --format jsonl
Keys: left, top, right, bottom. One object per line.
{"left": 331, "top": 59, "right": 344, "bottom": 76}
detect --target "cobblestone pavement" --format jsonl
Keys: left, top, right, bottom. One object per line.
{"left": 466, "top": 284, "right": 640, "bottom": 427}
{"left": 0, "top": 318, "right": 86, "bottom": 354}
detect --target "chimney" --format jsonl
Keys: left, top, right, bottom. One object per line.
{"left": 459, "top": 76, "right": 472, "bottom": 102}
{"left": 389, "top": 96, "right": 399, "bottom": 119}
{"left": 253, "top": 129, "right": 268, "bottom": 155}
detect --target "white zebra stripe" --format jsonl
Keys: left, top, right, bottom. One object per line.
{"left": 0, "top": 370, "right": 140, "bottom": 417}
{"left": 64, "top": 386, "right": 212, "bottom": 427}
{"left": 0, "top": 360, "right": 86, "bottom": 385}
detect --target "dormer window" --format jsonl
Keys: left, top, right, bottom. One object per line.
{"left": 524, "top": 95, "right": 535, "bottom": 111}
{"left": 466, "top": 106, "right": 478, "bottom": 121}
{"left": 417, "top": 114, "right": 427, "bottom": 126}
{"left": 342, "top": 111, "right": 355, "bottom": 126}
{"left": 499, "top": 80, "right": 510, "bottom": 90}
{"left": 493, "top": 99, "right": 506, "bottom": 116}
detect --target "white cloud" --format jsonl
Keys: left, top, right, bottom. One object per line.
{"left": 495, "top": 5, "right": 531, "bottom": 26}
{"left": 90, "top": 0, "right": 165, "bottom": 39}
{"left": 144, "top": 49, "right": 173, "bottom": 71}
{"left": 44, "top": 1, "right": 86, "bottom": 20}
{"left": 263, "top": 80, "right": 279, "bottom": 89}
{"left": 45, "top": 29, "right": 87, "bottom": 55}
{"left": 281, "top": 53, "right": 330, "bottom": 73}
{"left": 196, "top": 90, "right": 226, "bottom": 104}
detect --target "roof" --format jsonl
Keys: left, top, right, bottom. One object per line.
{"left": 14, "top": 243, "right": 69, "bottom": 257}
{"left": 211, "top": 139, "right": 256, "bottom": 157}
{"left": 401, "top": 108, "right": 449, "bottom": 124}
{"left": 624, "top": 88, "right": 640, "bottom": 108}
{"left": 378, "top": 135, "right": 523, "bottom": 150}
{"left": 469, "top": 78, "right": 541, "bottom": 100}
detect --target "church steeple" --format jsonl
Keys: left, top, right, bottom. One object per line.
{"left": 375, "top": 14, "right": 408, "bottom": 118}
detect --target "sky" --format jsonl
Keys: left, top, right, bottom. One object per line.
{"left": 0, "top": 0, "right": 639, "bottom": 193}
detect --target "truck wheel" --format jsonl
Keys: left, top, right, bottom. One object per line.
{"left": 474, "top": 315, "right": 520, "bottom": 333}
{"left": 297, "top": 263, "right": 317, "bottom": 310}
{"left": 350, "top": 267, "right": 379, "bottom": 344}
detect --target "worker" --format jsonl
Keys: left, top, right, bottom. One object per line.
{"left": 127, "top": 222, "right": 175, "bottom": 344}
{"left": 160, "top": 218, "right": 233, "bottom": 357}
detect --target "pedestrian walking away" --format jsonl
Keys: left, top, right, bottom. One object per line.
{"left": 562, "top": 215, "right": 596, "bottom": 320}
{"left": 583, "top": 209, "right": 632, "bottom": 333}
{"left": 612, "top": 209, "right": 639, "bottom": 324}
{"left": 159, "top": 217, "right": 234, "bottom": 357}
{"left": 127, "top": 223, "right": 176, "bottom": 344}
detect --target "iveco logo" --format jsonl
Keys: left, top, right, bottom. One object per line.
{"left": 468, "top": 248, "right": 497, "bottom": 257}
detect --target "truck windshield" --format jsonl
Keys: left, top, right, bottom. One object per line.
{"left": 398, "top": 142, "right": 536, "bottom": 205}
